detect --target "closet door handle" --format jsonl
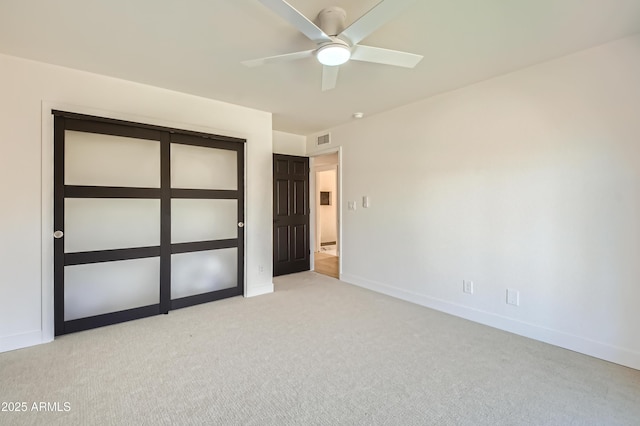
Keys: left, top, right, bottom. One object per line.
{"left": 53, "top": 230, "right": 64, "bottom": 239}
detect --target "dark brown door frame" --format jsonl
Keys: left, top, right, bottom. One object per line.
{"left": 272, "top": 154, "right": 310, "bottom": 276}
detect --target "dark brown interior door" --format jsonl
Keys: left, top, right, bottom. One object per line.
{"left": 273, "top": 154, "right": 310, "bottom": 276}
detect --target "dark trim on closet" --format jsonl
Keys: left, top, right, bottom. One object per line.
{"left": 53, "top": 111, "right": 246, "bottom": 335}
{"left": 171, "top": 239, "right": 238, "bottom": 254}
{"left": 65, "top": 186, "right": 161, "bottom": 199}
{"left": 171, "top": 287, "right": 241, "bottom": 310}
{"left": 171, "top": 189, "right": 239, "bottom": 199}
{"left": 52, "top": 110, "right": 246, "bottom": 144}
{"left": 65, "top": 246, "right": 161, "bottom": 266}
{"left": 64, "top": 118, "right": 164, "bottom": 142}
{"left": 160, "top": 134, "right": 172, "bottom": 314}
{"left": 63, "top": 305, "right": 161, "bottom": 334}
{"left": 53, "top": 116, "right": 66, "bottom": 337}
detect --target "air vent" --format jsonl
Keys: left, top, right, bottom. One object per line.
{"left": 317, "top": 133, "right": 331, "bottom": 146}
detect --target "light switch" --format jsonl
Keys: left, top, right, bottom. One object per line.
{"left": 363, "top": 196, "right": 370, "bottom": 208}
{"left": 348, "top": 201, "right": 356, "bottom": 211}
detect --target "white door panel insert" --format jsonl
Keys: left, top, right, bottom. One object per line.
{"left": 171, "top": 248, "right": 238, "bottom": 299}
{"left": 171, "top": 143, "right": 237, "bottom": 190}
{"left": 64, "top": 198, "right": 161, "bottom": 253}
{"left": 65, "top": 130, "right": 160, "bottom": 188}
{"left": 171, "top": 199, "right": 237, "bottom": 243}
{"left": 64, "top": 257, "right": 160, "bottom": 321}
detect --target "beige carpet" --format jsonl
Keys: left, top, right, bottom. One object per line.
{"left": 1, "top": 272, "right": 639, "bottom": 425}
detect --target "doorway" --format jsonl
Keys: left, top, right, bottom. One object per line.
{"left": 272, "top": 154, "right": 311, "bottom": 276}
{"left": 312, "top": 152, "right": 339, "bottom": 279}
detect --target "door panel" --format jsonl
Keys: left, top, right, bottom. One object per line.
{"left": 171, "top": 248, "right": 238, "bottom": 298}
{"left": 273, "top": 154, "right": 310, "bottom": 276}
{"left": 293, "top": 224, "right": 308, "bottom": 260}
{"left": 168, "top": 132, "right": 245, "bottom": 311}
{"left": 64, "top": 257, "right": 160, "bottom": 321}
{"left": 64, "top": 198, "right": 161, "bottom": 252}
{"left": 54, "top": 111, "right": 245, "bottom": 336}
{"left": 171, "top": 143, "right": 237, "bottom": 190}
{"left": 275, "top": 227, "right": 289, "bottom": 262}
{"left": 292, "top": 160, "right": 307, "bottom": 175}
{"left": 275, "top": 179, "right": 289, "bottom": 216}
{"left": 293, "top": 179, "right": 306, "bottom": 215}
{"left": 274, "top": 158, "right": 289, "bottom": 174}
{"left": 64, "top": 130, "right": 161, "bottom": 188}
{"left": 171, "top": 199, "right": 238, "bottom": 243}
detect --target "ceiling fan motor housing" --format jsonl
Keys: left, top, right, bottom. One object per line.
{"left": 317, "top": 7, "right": 347, "bottom": 37}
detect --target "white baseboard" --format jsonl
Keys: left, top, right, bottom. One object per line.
{"left": 245, "top": 282, "right": 274, "bottom": 298}
{"left": 341, "top": 273, "right": 640, "bottom": 371}
{"left": 0, "top": 330, "right": 48, "bottom": 353}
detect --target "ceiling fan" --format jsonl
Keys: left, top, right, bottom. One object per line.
{"left": 242, "top": 0, "right": 424, "bottom": 91}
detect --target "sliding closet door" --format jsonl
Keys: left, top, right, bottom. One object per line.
{"left": 169, "top": 134, "right": 244, "bottom": 309}
{"left": 54, "top": 117, "right": 165, "bottom": 335}
{"left": 53, "top": 112, "right": 244, "bottom": 336}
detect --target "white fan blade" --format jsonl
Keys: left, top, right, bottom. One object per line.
{"left": 242, "top": 49, "right": 315, "bottom": 67}
{"left": 351, "top": 45, "right": 423, "bottom": 68}
{"left": 259, "top": 0, "right": 332, "bottom": 44}
{"left": 322, "top": 65, "right": 339, "bottom": 91}
{"left": 339, "top": 0, "right": 417, "bottom": 45}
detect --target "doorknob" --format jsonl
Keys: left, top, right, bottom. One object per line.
{"left": 238, "top": 222, "right": 244, "bottom": 228}
{"left": 53, "top": 230, "right": 64, "bottom": 239}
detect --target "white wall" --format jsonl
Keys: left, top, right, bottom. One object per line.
{"left": 307, "top": 35, "right": 640, "bottom": 370}
{"left": 0, "top": 53, "right": 274, "bottom": 353}
{"left": 273, "top": 130, "right": 306, "bottom": 156}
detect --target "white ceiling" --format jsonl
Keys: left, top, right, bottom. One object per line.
{"left": 1, "top": 0, "right": 639, "bottom": 134}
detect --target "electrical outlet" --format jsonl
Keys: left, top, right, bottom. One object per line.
{"left": 507, "top": 288, "right": 520, "bottom": 306}
{"left": 258, "top": 265, "right": 264, "bottom": 273}
{"left": 463, "top": 280, "right": 474, "bottom": 294}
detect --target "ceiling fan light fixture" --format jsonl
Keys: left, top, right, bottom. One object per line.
{"left": 316, "top": 43, "right": 351, "bottom": 66}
